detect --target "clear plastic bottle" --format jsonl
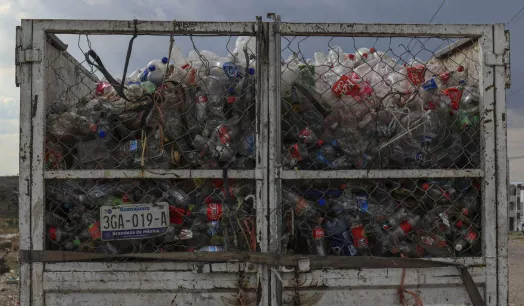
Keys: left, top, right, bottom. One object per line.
{"left": 308, "top": 226, "right": 327, "bottom": 256}
{"left": 157, "top": 181, "right": 191, "bottom": 209}
{"left": 282, "top": 188, "right": 322, "bottom": 222}
{"left": 454, "top": 227, "right": 480, "bottom": 252}
{"left": 146, "top": 57, "right": 169, "bottom": 85}
{"left": 196, "top": 246, "right": 224, "bottom": 252}
{"left": 199, "top": 76, "right": 225, "bottom": 113}
{"left": 323, "top": 216, "right": 357, "bottom": 256}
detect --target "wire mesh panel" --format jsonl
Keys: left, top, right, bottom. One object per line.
{"left": 279, "top": 36, "right": 480, "bottom": 170}
{"left": 45, "top": 179, "right": 258, "bottom": 255}
{"left": 44, "top": 33, "right": 258, "bottom": 170}
{"left": 280, "top": 178, "right": 481, "bottom": 258}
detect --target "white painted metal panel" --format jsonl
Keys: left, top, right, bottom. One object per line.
{"left": 46, "top": 292, "right": 258, "bottom": 306}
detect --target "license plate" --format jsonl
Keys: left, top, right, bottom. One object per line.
{"left": 100, "top": 203, "right": 169, "bottom": 241}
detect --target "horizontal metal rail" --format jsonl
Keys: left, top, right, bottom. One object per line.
{"left": 45, "top": 169, "right": 261, "bottom": 180}
{"left": 29, "top": 19, "right": 258, "bottom": 35}
{"left": 279, "top": 169, "right": 483, "bottom": 180}
{"left": 279, "top": 23, "right": 496, "bottom": 37}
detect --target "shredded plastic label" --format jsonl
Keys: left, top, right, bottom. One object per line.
{"left": 351, "top": 225, "right": 368, "bottom": 248}
{"left": 332, "top": 75, "right": 361, "bottom": 97}
{"left": 442, "top": 87, "right": 463, "bottom": 110}
{"left": 129, "top": 140, "right": 138, "bottom": 153}
{"left": 289, "top": 144, "right": 304, "bottom": 160}
{"left": 197, "top": 95, "right": 208, "bottom": 103}
{"left": 88, "top": 222, "right": 101, "bottom": 240}
{"left": 207, "top": 203, "right": 223, "bottom": 221}
{"left": 217, "top": 125, "right": 232, "bottom": 144}
{"left": 312, "top": 227, "right": 325, "bottom": 239}
{"left": 406, "top": 66, "right": 426, "bottom": 85}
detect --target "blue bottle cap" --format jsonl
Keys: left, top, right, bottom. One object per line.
{"left": 148, "top": 65, "right": 156, "bottom": 72}
{"left": 248, "top": 67, "right": 255, "bottom": 75}
{"left": 317, "top": 199, "right": 327, "bottom": 207}
{"left": 161, "top": 57, "right": 168, "bottom": 64}
{"left": 459, "top": 80, "right": 466, "bottom": 85}
{"left": 228, "top": 87, "right": 235, "bottom": 94}
{"left": 98, "top": 130, "right": 107, "bottom": 138}
{"left": 331, "top": 140, "right": 339, "bottom": 148}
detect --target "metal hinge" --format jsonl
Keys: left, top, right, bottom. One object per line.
{"left": 17, "top": 49, "right": 41, "bottom": 64}
{"left": 484, "top": 30, "right": 511, "bottom": 89}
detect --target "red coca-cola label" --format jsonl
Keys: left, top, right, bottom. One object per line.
{"left": 407, "top": 66, "right": 426, "bottom": 85}
{"left": 298, "top": 127, "right": 313, "bottom": 142}
{"left": 289, "top": 144, "right": 304, "bottom": 160}
{"left": 439, "top": 71, "right": 451, "bottom": 83}
{"left": 294, "top": 198, "right": 308, "bottom": 216}
{"left": 442, "top": 87, "right": 463, "bottom": 110}
{"left": 465, "top": 229, "right": 478, "bottom": 243}
{"left": 331, "top": 74, "right": 360, "bottom": 97}
{"left": 196, "top": 95, "right": 208, "bottom": 103}
{"left": 399, "top": 221, "right": 413, "bottom": 234}
{"left": 169, "top": 206, "right": 190, "bottom": 225}
{"left": 312, "top": 227, "right": 325, "bottom": 239}
{"left": 217, "top": 125, "right": 232, "bottom": 144}
{"left": 207, "top": 203, "right": 223, "bottom": 221}
{"left": 351, "top": 225, "right": 368, "bottom": 248}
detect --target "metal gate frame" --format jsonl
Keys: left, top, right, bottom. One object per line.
{"left": 17, "top": 18, "right": 509, "bottom": 305}
{"left": 17, "top": 19, "right": 270, "bottom": 306}
{"left": 267, "top": 16, "right": 509, "bottom": 306}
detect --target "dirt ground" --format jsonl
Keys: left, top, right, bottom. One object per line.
{"left": 510, "top": 233, "right": 524, "bottom": 306}
{"left": 0, "top": 235, "right": 523, "bottom": 305}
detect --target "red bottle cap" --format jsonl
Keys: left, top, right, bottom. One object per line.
{"left": 457, "top": 65, "right": 464, "bottom": 72}
{"left": 316, "top": 139, "right": 324, "bottom": 147}
{"left": 369, "top": 48, "right": 376, "bottom": 53}
{"left": 48, "top": 227, "right": 57, "bottom": 241}
{"left": 348, "top": 54, "right": 356, "bottom": 60}
{"left": 421, "top": 183, "right": 430, "bottom": 191}
{"left": 122, "top": 195, "right": 129, "bottom": 203}
{"left": 456, "top": 220, "right": 463, "bottom": 228}
{"left": 462, "top": 208, "right": 469, "bottom": 216}
{"left": 212, "top": 179, "right": 223, "bottom": 188}
{"left": 362, "top": 53, "right": 368, "bottom": 58}
{"left": 89, "top": 124, "right": 98, "bottom": 133}
{"left": 227, "top": 96, "right": 236, "bottom": 104}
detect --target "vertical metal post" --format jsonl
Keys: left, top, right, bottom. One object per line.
{"left": 28, "top": 23, "right": 47, "bottom": 306}
{"left": 268, "top": 13, "right": 282, "bottom": 306}
{"left": 478, "top": 28, "right": 497, "bottom": 306}
{"left": 493, "top": 23, "right": 509, "bottom": 306}
{"left": 18, "top": 20, "right": 33, "bottom": 306}
{"left": 255, "top": 15, "right": 270, "bottom": 306}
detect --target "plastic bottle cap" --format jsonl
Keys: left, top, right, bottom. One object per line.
{"left": 362, "top": 53, "right": 368, "bottom": 58}
{"left": 459, "top": 80, "right": 466, "bottom": 85}
{"left": 456, "top": 220, "right": 463, "bottom": 228}
{"left": 62, "top": 203, "right": 73, "bottom": 210}
{"left": 122, "top": 195, "right": 129, "bottom": 203}
{"left": 73, "top": 239, "right": 81, "bottom": 247}
{"left": 348, "top": 54, "right": 355, "bottom": 60}
{"left": 227, "top": 96, "right": 236, "bottom": 104}
{"left": 317, "top": 199, "right": 327, "bottom": 207}
{"left": 89, "top": 124, "right": 98, "bottom": 133}
{"left": 316, "top": 140, "right": 324, "bottom": 146}
{"left": 421, "top": 183, "right": 430, "bottom": 191}
{"left": 98, "top": 130, "right": 107, "bottom": 138}
{"left": 48, "top": 227, "right": 57, "bottom": 241}
{"left": 248, "top": 67, "right": 255, "bottom": 75}
{"left": 462, "top": 208, "right": 469, "bottom": 216}
{"left": 161, "top": 57, "right": 169, "bottom": 64}
{"left": 369, "top": 48, "right": 376, "bottom": 53}
{"left": 228, "top": 87, "right": 236, "bottom": 94}
{"left": 457, "top": 65, "right": 464, "bottom": 72}
{"left": 332, "top": 140, "right": 339, "bottom": 147}
{"left": 149, "top": 65, "right": 156, "bottom": 72}
{"left": 455, "top": 244, "right": 463, "bottom": 252}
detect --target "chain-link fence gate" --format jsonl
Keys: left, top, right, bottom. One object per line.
{"left": 17, "top": 17, "right": 508, "bottom": 306}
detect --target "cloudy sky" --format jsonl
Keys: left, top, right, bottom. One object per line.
{"left": 0, "top": 0, "right": 523, "bottom": 179}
